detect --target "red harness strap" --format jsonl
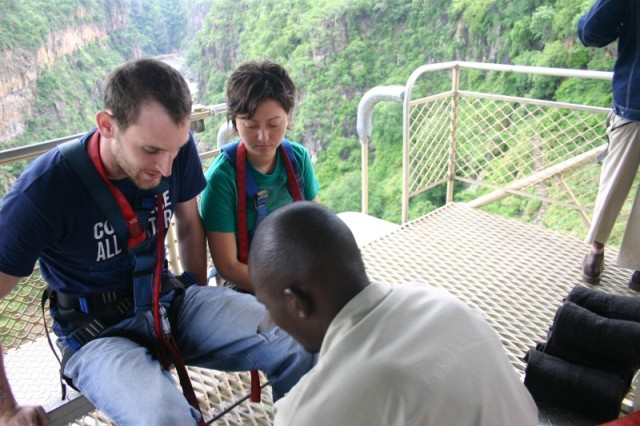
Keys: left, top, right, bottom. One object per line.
{"left": 235, "top": 141, "right": 303, "bottom": 262}
{"left": 234, "top": 142, "right": 262, "bottom": 402}
{"left": 87, "top": 132, "right": 145, "bottom": 249}
{"left": 152, "top": 199, "right": 204, "bottom": 424}
{"left": 235, "top": 142, "right": 250, "bottom": 264}
{"left": 89, "top": 133, "right": 204, "bottom": 424}
{"left": 234, "top": 141, "right": 302, "bottom": 403}
{"left": 281, "top": 144, "right": 303, "bottom": 202}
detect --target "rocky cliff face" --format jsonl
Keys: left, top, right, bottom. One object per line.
{"left": 0, "top": 5, "right": 130, "bottom": 144}
{"left": 185, "top": 1, "right": 211, "bottom": 41}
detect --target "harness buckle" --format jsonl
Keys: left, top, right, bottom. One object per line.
{"left": 78, "top": 298, "right": 90, "bottom": 314}
{"left": 159, "top": 305, "right": 171, "bottom": 340}
{"left": 255, "top": 189, "right": 269, "bottom": 210}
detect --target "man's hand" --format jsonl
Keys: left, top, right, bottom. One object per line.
{"left": 0, "top": 405, "right": 48, "bottom": 425}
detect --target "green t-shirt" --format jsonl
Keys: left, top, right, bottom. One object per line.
{"left": 199, "top": 140, "right": 320, "bottom": 234}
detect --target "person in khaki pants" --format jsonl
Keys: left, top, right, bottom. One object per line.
{"left": 579, "top": 0, "right": 640, "bottom": 291}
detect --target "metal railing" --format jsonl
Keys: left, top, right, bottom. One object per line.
{"left": 358, "top": 61, "right": 625, "bottom": 234}
{"left": 404, "top": 61, "right": 614, "bottom": 222}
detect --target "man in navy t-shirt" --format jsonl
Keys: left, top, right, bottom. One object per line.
{"left": 0, "top": 58, "right": 314, "bottom": 426}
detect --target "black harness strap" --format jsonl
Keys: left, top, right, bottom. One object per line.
{"left": 41, "top": 287, "right": 136, "bottom": 398}
{"left": 40, "top": 288, "right": 68, "bottom": 399}
{"left": 55, "top": 290, "right": 132, "bottom": 314}
{"left": 58, "top": 136, "right": 129, "bottom": 244}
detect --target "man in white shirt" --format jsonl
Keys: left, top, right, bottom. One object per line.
{"left": 249, "top": 201, "right": 538, "bottom": 426}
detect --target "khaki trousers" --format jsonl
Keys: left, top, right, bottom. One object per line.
{"left": 585, "top": 113, "right": 640, "bottom": 270}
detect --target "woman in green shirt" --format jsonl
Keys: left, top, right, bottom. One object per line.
{"left": 199, "top": 60, "right": 320, "bottom": 292}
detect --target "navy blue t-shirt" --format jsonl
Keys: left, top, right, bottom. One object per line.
{"left": 0, "top": 129, "right": 205, "bottom": 301}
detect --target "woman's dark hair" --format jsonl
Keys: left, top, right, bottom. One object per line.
{"left": 226, "top": 60, "right": 296, "bottom": 130}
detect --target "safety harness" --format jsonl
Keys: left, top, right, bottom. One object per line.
{"left": 45, "top": 131, "right": 204, "bottom": 423}
{"left": 221, "top": 139, "right": 304, "bottom": 264}
{"left": 221, "top": 139, "right": 304, "bottom": 402}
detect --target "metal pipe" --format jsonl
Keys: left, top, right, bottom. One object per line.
{"left": 454, "top": 60, "right": 612, "bottom": 80}
{"left": 217, "top": 120, "right": 235, "bottom": 149}
{"left": 405, "top": 61, "right": 612, "bottom": 90}
{"left": 357, "top": 86, "right": 406, "bottom": 146}
{"left": 356, "top": 85, "right": 405, "bottom": 215}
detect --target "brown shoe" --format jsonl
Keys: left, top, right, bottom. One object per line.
{"left": 629, "top": 271, "right": 640, "bottom": 292}
{"left": 582, "top": 251, "right": 604, "bottom": 284}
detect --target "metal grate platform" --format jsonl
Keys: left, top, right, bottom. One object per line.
{"left": 6, "top": 336, "right": 275, "bottom": 425}
{"left": 360, "top": 203, "right": 639, "bottom": 422}
{"left": 7, "top": 203, "right": 638, "bottom": 424}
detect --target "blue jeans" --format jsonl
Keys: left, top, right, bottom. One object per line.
{"left": 61, "top": 285, "right": 315, "bottom": 425}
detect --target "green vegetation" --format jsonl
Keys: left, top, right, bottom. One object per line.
{"left": 189, "top": 0, "right": 614, "bottom": 225}
{"left": 0, "top": 0, "right": 618, "bottom": 233}
{"left": 0, "top": 0, "right": 102, "bottom": 51}
{"left": 0, "top": 0, "right": 189, "bottom": 144}
{"left": 22, "top": 45, "right": 123, "bottom": 141}
{"left": 129, "top": 0, "right": 188, "bottom": 54}
{"left": 0, "top": 0, "right": 192, "bottom": 197}
{"left": 0, "top": 44, "right": 127, "bottom": 190}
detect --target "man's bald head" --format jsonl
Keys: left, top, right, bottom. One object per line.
{"left": 249, "top": 202, "right": 369, "bottom": 352}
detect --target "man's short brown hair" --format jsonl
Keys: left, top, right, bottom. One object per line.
{"left": 103, "top": 58, "right": 192, "bottom": 131}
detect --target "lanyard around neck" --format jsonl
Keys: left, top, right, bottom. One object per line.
{"left": 87, "top": 131, "right": 147, "bottom": 248}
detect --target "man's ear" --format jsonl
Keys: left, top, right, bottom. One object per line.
{"left": 96, "top": 111, "right": 116, "bottom": 138}
{"left": 284, "top": 287, "right": 312, "bottom": 319}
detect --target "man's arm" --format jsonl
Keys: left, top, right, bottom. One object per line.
{"left": 578, "top": 0, "right": 626, "bottom": 47}
{"left": 173, "top": 198, "right": 207, "bottom": 285}
{"left": 0, "top": 272, "right": 48, "bottom": 425}
{"left": 206, "top": 232, "right": 252, "bottom": 292}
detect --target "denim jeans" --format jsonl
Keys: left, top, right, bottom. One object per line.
{"left": 61, "top": 285, "right": 315, "bottom": 425}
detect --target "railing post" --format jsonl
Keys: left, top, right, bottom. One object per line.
{"left": 402, "top": 86, "right": 411, "bottom": 223}
{"left": 448, "top": 65, "right": 460, "bottom": 204}
{"left": 361, "top": 143, "right": 369, "bottom": 214}
{"left": 166, "top": 223, "right": 181, "bottom": 274}
{"left": 217, "top": 120, "right": 234, "bottom": 149}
